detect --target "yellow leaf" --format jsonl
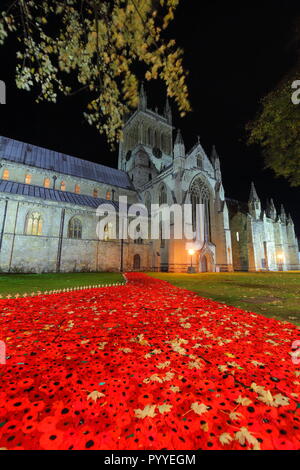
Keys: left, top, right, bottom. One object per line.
{"left": 190, "top": 402, "right": 209, "bottom": 416}
{"left": 219, "top": 433, "right": 233, "bottom": 445}
{"left": 158, "top": 403, "right": 172, "bottom": 414}
{"left": 135, "top": 404, "right": 157, "bottom": 419}
{"left": 235, "top": 395, "right": 252, "bottom": 406}
{"left": 87, "top": 390, "right": 105, "bottom": 403}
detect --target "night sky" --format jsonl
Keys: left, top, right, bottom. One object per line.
{"left": 0, "top": 1, "right": 300, "bottom": 236}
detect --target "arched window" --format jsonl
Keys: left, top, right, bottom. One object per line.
{"left": 75, "top": 184, "right": 80, "bottom": 194}
{"left": 160, "top": 222, "right": 165, "bottom": 248}
{"left": 147, "top": 128, "right": 152, "bottom": 146}
{"left": 161, "top": 134, "right": 166, "bottom": 153}
{"left": 93, "top": 189, "right": 98, "bottom": 198}
{"left": 68, "top": 217, "right": 82, "bottom": 239}
{"left": 44, "top": 177, "right": 51, "bottom": 188}
{"left": 25, "top": 212, "right": 43, "bottom": 236}
{"left": 154, "top": 130, "right": 158, "bottom": 148}
{"left": 196, "top": 154, "right": 203, "bottom": 169}
{"left": 133, "top": 254, "right": 141, "bottom": 270}
{"left": 106, "top": 191, "right": 111, "bottom": 200}
{"left": 2, "top": 169, "right": 9, "bottom": 180}
{"left": 159, "top": 185, "right": 167, "bottom": 205}
{"left": 104, "top": 222, "right": 114, "bottom": 241}
{"left": 190, "top": 178, "right": 211, "bottom": 241}
{"left": 61, "top": 181, "right": 66, "bottom": 191}
{"left": 25, "top": 174, "right": 32, "bottom": 184}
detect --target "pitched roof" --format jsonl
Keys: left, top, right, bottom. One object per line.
{"left": 0, "top": 136, "right": 134, "bottom": 190}
{"left": 0, "top": 179, "right": 119, "bottom": 210}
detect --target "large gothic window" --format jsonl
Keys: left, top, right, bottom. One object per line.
{"left": 68, "top": 217, "right": 82, "bottom": 239}
{"left": 25, "top": 212, "right": 43, "bottom": 236}
{"left": 190, "top": 179, "right": 211, "bottom": 242}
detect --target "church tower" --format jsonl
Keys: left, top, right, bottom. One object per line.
{"left": 248, "top": 182, "right": 261, "bottom": 219}
{"left": 118, "top": 85, "right": 174, "bottom": 186}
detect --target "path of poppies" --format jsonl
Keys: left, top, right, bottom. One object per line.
{"left": 0, "top": 273, "right": 299, "bottom": 450}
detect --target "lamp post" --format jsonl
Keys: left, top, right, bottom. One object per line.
{"left": 277, "top": 253, "right": 284, "bottom": 271}
{"left": 187, "top": 248, "right": 196, "bottom": 273}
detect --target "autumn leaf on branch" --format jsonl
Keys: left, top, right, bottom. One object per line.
{"left": 0, "top": 0, "right": 191, "bottom": 145}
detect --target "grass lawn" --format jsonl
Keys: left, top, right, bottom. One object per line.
{"left": 148, "top": 271, "right": 300, "bottom": 325}
{"left": 0, "top": 272, "right": 124, "bottom": 297}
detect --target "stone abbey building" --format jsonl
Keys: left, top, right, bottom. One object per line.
{"left": 0, "top": 86, "right": 299, "bottom": 273}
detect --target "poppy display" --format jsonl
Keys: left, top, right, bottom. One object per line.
{"left": 0, "top": 273, "right": 299, "bottom": 450}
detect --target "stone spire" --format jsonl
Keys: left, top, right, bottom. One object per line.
{"left": 248, "top": 182, "right": 261, "bottom": 219}
{"left": 280, "top": 204, "right": 287, "bottom": 223}
{"left": 173, "top": 129, "right": 185, "bottom": 160}
{"left": 138, "top": 82, "right": 147, "bottom": 111}
{"left": 266, "top": 198, "right": 277, "bottom": 220}
{"left": 164, "top": 97, "right": 172, "bottom": 124}
{"left": 287, "top": 213, "right": 294, "bottom": 225}
{"left": 211, "top": 145, "right": 221, "bottom": 180}
{"left": 249, "top": 182, "right": 260, "bottom": 202}
{"left": 211, "top": 144, "right": 219, "bottom": 165}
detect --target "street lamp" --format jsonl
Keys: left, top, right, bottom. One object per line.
{"left": 277, "top": 253, "right": 284, "bottom": 271}
{"left": 187, "top": 248, "right": 196, "bottom": 273}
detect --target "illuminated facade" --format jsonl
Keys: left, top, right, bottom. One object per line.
{"left": 0, "top": 86, "right": 298, "bottom": 273}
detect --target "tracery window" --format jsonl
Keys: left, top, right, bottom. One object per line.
{"left": 190, "top": 178, "right": 211, "bottom": 242}
{"left": 68, "top": 217, "right": 82, "bottom": 239}
{"left": 25, "top": 212, "right": 43, "bottom": 236}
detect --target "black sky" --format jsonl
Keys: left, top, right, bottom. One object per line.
{"left": 0, "top": 0, "right": 300, "bottom": 235}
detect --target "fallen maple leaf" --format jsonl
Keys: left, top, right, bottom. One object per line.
{"left": 87, "top": 390, "right": 105, "bottom": 402}
{"left": 229, "top": 411, "right": 244, "bottom": 421}
{"left": 235, "top": 427, "right": 261, "bottom": 450}
{"left": 158, "top": 403, "right": 173, "bottom": 414}
{"left": 134, "top": 404, "right": 157, "bottom": 419}
{"left": 236, "top": 395, "right": 252, "bottom": 406}
{"left": 219, "top": 433, "right": 233, "bottom": 445}
{"left": 156, "top": 361, "right": 170, "bottom": 369}
{"left": 191, "top": 402, "right": 209, "bottom": 416}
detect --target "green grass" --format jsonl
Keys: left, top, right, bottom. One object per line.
{"left": 147, "top": 271, "right": 300, "bottom": 325}
{"left": 0, "top": 272, "right": 124, "bottom": 297}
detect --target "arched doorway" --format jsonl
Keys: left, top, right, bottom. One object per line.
{"left": 200, "top": 256, "right": 208, "bottom": 272}
{"left": 133, "top": 254, "right": 141, "bottom": 270}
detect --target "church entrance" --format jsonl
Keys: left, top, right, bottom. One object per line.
{"left": 133, "top": 254, "right": 141, "bottom": 270}
{"left": 200, "top": 256, "right": 208, "bottom": 272}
